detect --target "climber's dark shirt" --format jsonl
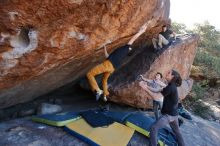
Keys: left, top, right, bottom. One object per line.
{"left": 108, "top": 44, "right": 131, "bottom": 69}
{"left": 160, "top": 29, "right": 173, "bottom": 40}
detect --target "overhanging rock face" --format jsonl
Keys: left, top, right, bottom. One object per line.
{"left": 109, "top": 35, "right": 199, "bottom": 109}
{"left": 0, "top": 0, "right": 170, "bottom": 109}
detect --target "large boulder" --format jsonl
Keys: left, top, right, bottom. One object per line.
{"left": 0, "top": 0, "right": 170, "bottom": 109}
{"left": 109, "top": 35, "right": 199, "bottom": 108}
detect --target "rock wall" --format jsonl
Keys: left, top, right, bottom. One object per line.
{"left": 109, "top": 35, "right": 199, "bottom": 108}
{"left": 0, "top": 0, "right": 170, "bottom": 109}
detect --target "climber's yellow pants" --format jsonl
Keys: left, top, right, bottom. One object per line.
{"left": 87, "top": 60, "right": 115, "bottom": 96}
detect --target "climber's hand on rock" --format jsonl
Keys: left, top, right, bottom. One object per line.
{"left": 139, "top": 23, "right": 148, "bottom": 33}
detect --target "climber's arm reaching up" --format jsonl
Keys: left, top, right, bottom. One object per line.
{"left": 102, "top": 22, "right": 148, "bottom": 57}
{"left": 128, "top": 23, "right": 148, "bottom": 46}
{"left": 104, "top": 45, "right": 109, "bottom": 58}
{"left": 140, "top": 75, "right": 153, "bottom": 83}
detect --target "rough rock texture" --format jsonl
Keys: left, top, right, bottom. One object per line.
{"left": 109, "top": 35, "right": 199, "bottom": 108}
{"left": 0, "top": 0, "right": 170, "bottom": 109}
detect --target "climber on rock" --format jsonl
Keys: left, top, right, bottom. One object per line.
{"left": 86, "top": 23, "right": 148, "bottom": 102}
{"left": 139, "top": 72, "right": 167, "bottom": 120}
{"left": 152, "top": 24, "right": 176, "bottom": 51}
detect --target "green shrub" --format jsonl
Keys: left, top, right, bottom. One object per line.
{"left": 193, "top": 101, "right": 212, "bottom": 119}
{"left": 191, "top": 82, "right": 207, "bottom": 100}
{"left": 171, "top": 22, "right": 188, "bottom": 34}
{"left": 184, "top": 83, "right": 212, "bottom": 119}
{"left": 193, "top": 21, "right": 220, "bottom": 49}
{"left": 194, "top": 49, "right": 220, "bottom": 75}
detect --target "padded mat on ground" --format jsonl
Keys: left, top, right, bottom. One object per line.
{"left": 80, "top": 110, "right": 114, "bottom": 127}
{"left": 125, "top": 112, "right": 177, "bottom": 146}
{"left": 103, "top": 111, "right": 134, "bottom": 123}
{"left": 32, "top": 112, "right": 80, "bottom": 127}
{"left": 64, "top": 118, "right": 134, "bottom": 146}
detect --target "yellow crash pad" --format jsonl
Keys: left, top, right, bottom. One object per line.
{"left": 65, "top": 118, "right": 134, "bottom": 146}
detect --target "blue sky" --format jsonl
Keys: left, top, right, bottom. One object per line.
{"left": 170, "top": 0, "right": 220, "bottom": 29}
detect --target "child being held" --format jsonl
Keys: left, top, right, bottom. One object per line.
{"left": 139, "top": 72, "right": 167, "bottom": 120}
